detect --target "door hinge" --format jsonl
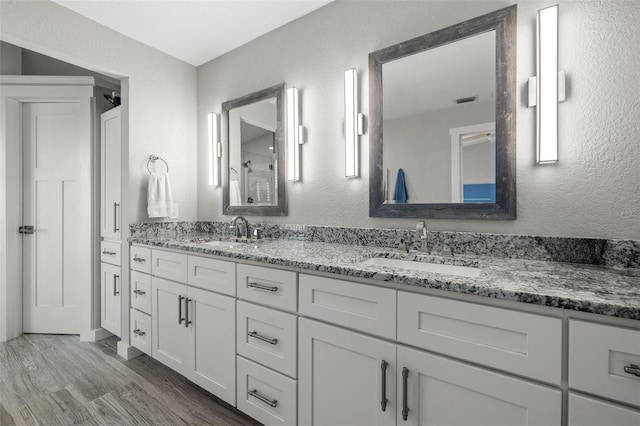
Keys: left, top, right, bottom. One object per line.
{"left": 19, "top": 226, "right": 35, "bottom": 234}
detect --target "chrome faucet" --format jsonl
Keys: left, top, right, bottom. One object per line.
{"left": 417, "top": 221, "right": 428, "bottom": 253}
{"left": 230, "top": 216, "right": 249, "bottom": 239}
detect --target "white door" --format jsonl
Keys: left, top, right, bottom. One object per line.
{"left": 397, "top": 346, "right": 561, "bottom": 426}
{"left": 100, "top": 106, "right": 121, "bottom": 239}
{"left": 22, "top": 102, "right": 89, "bottom": 334}
{"left": 186, "top": 287, "right": 236, "bottom": 406}
{"left": 298, "top": 318, "right": 396, "bottom": 426}
{"left": 100, "top": 262, "right": 121, "bottom": 336}
{"left": 151, "top": 277, "right": 189, "bottom": 374}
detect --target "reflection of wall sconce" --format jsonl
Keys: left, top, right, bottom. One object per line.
{"left": 287, "top": 87, "right": 304, "bottom": 181}
{"left": 345, "top": 68, "right": 364, "bottom": 178}
{"left": 208, "top": 112, "right": 221, "bottom": 186}
{"left": 528, "top": 4, "right": 565, "bottom": 164}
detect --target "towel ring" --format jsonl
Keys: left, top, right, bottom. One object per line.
{"left": 147, "top": 155, "right": 169, "bottom": 174}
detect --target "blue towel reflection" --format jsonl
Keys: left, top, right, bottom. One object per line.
{"left": 393, "top": 168, "right": 408, "bottom": 204}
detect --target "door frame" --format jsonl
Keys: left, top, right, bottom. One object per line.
{"left": 0, "top": 76, "right": 96, "bottom": 341}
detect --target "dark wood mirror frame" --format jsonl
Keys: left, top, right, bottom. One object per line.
{"left": 369, "top": 5, "right": 517, "bottom": 220}
{"left": 222, "top": 83, "right": 287, "bottom": 216}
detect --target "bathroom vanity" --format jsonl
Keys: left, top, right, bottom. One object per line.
{"left": 126, "top": 232, "right": 640, "bottom": 426}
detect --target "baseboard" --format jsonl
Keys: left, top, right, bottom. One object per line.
{"left": 80, "top": 327, "right": 114, "bottom": 342}
{"left": 117, "top": 341, "right": 143, "bottom": 360}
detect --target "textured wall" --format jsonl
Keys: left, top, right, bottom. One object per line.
{"left": 0, "top": 0, "right": 198, "bottom": 223}
{"left": 197, "top": 0, "right": 640, "bottom": 240}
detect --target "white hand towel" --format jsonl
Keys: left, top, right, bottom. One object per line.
{"left": 230, "top": 180, "right": 241, "bottom": 205}
{"left": 147, "top": 172, "right": 179, "bottom": 218}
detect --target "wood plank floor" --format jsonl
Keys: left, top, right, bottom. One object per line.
{"left": 0, "top": 334, "right": 262, "bottom": 426}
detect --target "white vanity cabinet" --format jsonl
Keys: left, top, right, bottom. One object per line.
{"left": 100, "top": 261, "right": 121, "bottom": 336}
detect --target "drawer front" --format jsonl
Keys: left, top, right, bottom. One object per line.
{"left": 152, "top": 250, "right": 188, "bottom": 283}
{"left": 100, "top": 241, "right": 121, "bottom": 266}
{"left": 398, "top": 291, "right": 562, "bottom": 385}
{"left": 130, "top": 308, "right": 152, "bottom": 356}
{"left": 188, "top": 256, "right": 236, "bottom": 296}
{"left": 569, "top": 393, "right": 640, "bottom": 426}
{"left": 237, "top": 301, "right": 297, "bottom": 378}
{"left": 237, "top": 356, "right": 297, "bottom": 426}
{"left": 569, "top": 320, "right": 640, "bottom": 407}
{"left": 131, "top": 271, "right": 152, "bottom": 315}
{"left": 130, "top": 246, "right": 151, "bottom": 274}
{"left": 299, "top": 274, "right": 397, "bottom": 340}
{"left": 237, "top": 264, "right": 297, "bottom": 312}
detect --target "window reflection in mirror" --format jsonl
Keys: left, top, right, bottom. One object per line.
{"left": 382, "top": 30, "right": 496, "bottom": 204}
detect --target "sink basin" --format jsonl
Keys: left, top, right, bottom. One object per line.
{"left": 360, "top": 257, "right": 481, "bottom": 278}
{"left": 201, "top": 240, "right": 244, "bottom": 248}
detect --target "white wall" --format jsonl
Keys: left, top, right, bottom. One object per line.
{"left": 0, "top": 41, "right": 22, "bottom": 74}
{"left": 0, "top": 0, "right": 198, "bottom": 224}
{"left": 197, "top": 0, "right": 640, "bottom": 240}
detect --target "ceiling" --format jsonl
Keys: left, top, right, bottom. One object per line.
{"left": 52, "top": 0, "right": 333, "bottom": 67}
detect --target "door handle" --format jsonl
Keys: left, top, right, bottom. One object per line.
{"left": 402, "top": 367, "right": 409, "bottom": 421}
{"left": 113, "top": 202, "right": 120, "bottom": 233}
{"left": 19, "top": 226, "right": 35, "bottom": 234}
{"left": 178, "top": 295, "right": 185, "bottom": 324}
{"left": 381, "top": 360, "right": 388, "bottom": 412}
{"left": 113, "top": 275, "right": 120, "bottom": 296}
{"left": 185, "top": 298, "right": 192, "bottom": 328}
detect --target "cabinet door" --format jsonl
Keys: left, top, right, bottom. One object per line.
{"left": 186, "top": 286, "right": 236, "bottom": 406}
{"left": 100, "top": 262, "right": 121, "bottom": 336}
{"left": 568, "top": 393, "right": 640, "bottom": 426}
{"left": 100, "top": 106, "right": 121, "bottom": 239}
{"left": 397, "top": 346, "right": 561, "bottom": 426}
{"left": 151, "top": 277, "right": 189, "bottom": 375}
{"left": 299, "top": 318, "right": 396, "bottom": 426}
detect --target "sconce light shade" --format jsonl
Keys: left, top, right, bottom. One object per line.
{"left": 344, "top": 68, "right": 361, "bottom": 178}
{"left": 207, "top": 112, "right": 220, "bottom": 186}
{"left": 536, "top": 4, "right": 559, "bottom": 164}
{"left": 287, "top": 87, "right": 301, "bottom": 181}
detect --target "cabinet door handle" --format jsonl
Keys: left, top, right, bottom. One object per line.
{"left": 133, "top": 255, "right": 146, "bottom": 263}
{"left": 402, "top": 367, "right": 409, "bottom": 421}
{"left": 248, "top": 331, "right": 278, "bottom": 345}
{"left": 185, "top": 298, "right": 192, "bottom": 328}
{"left": 113, "top": 275, "right": 120, "bottom": 296}
{"left": 133, "top": 329, "right": 146, "bottom": 337}
{"left": 178, "top": 295, "right": 185, "bottom": 324}
{"left": 381, "top": 360, "right": 388, "bottom": 412}
{"left": 248, "top": 389, "right": 278, "bottom": 408}
{"left": 247, "top": 282, "right": 278, "bottom": 292}
{"left": 113, "top": 202, "right": 120, "bottom": 233}
{"left": 133, "top": 289, "right": 146, "bottom": 296}
{"left": 102, "top": 250, "right": 117, "bottom": 256}
{"left": 623, "top": 364, "right": 640, "bottom": 377}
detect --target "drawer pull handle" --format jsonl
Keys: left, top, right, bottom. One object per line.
{"left": 133, "top": 289, "right": 146, "bottom": 296}
{"left": 247, "top": 282, "right": 278, "bottom": 292}
{"left": 623, "top": 364, "right": 640, "bottom": 377}
{"left": 248, "top": 389, "right": 278, "bottom": 408}
{"left": 133, "top": 329, "right": 146, "bottom": 337}
{"left": 248, "top": 331, "right": 278, "bottom": 345}
{"left": 102, "top": 250, "right": 117, "bottom": 256}
{"left": 402, "top": 367, "right": 409, "bottom": 421}
{"left": 381, "top": 360, "right": 388, "bottom": 412}
{"left": 133, "top": 255, "right": 146, "bottom": 263}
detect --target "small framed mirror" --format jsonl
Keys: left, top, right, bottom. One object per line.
{"left": 222, "top": 84, "right": 287, "bottom": 216}
{"left": 369, "top": 5, "right": 517, "bottom": 219}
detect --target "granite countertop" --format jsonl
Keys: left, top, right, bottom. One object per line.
{"left": 130, "top": 234, "right": 640, "bottom": 320}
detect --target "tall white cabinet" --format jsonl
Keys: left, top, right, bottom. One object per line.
{"left": 100, "top": 106, "right": 123, "bottom": 337}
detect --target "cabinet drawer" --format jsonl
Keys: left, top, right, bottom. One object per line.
{"left": 568, "top": 393, "right": 640, "bottom": 426}
{"left": 237, "top": 301, "right": 297, "bottom": 378}
{"left": 152, "top": 250, "right": 188, "bottom": 283}
{"left": 131, "top": 271, "right": 152, "bottom": 315}
{"left": 398, "top": 291, "right": 562, "bottom": 385}
{"left": 569, "top": 320, "right": 640, "bottom": 407}
{"left": 100, "top": 241, "right": 121, "bottom": 266}
{"left": 130, "top": 309, "right": 151, "bottom": 356}
{"left": 188, "top": 256, "right": 236, "bottom": 296}
{"left": 130, "top": 246, "right": 151, "bottom": 274}
{"left": 237, "top": 356, "right": 297, "bottom": 426}
{"left": 299, "top": 274, "right": 397, "bottom": 340}
{"left": 237, "top": 264, "right": 297, "bottom": 311}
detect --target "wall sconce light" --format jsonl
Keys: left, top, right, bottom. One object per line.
{"left": 287, "top": 87, "right": 304, "bottom": 181}
{"left": 207, "top": 112, "right": 221, "bottom": 186}
{"left": 528, "top": 4, "right": 565, "bottom": 164}
{"left": 344, "top": 68, "right": 365, "bottom": 178}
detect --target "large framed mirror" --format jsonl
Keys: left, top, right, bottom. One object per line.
{"left": 369, "top": 5, "right": 516, "bottom": 219}
{"left": 222, "top": 84, "right": 287, "bottom": 216}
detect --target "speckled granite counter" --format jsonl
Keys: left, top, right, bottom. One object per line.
{"left": 130, "top": 234, "right": 640, "bottom": 321}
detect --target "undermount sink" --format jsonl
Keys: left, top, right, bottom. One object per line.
{"left": 201, "top": 240, "right": 252, "bottom": 249}
{"left": 360, "top": 257, "right": 481, "bottom": 278}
